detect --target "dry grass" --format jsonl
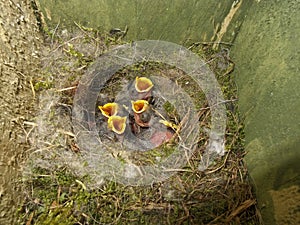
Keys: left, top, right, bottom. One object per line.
{"left": 18, "top": 24, "right": 262, "bottom": 225}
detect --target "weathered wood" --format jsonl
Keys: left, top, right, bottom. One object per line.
{"left": 0, "top": 0, "right": 42, "bottom": 224}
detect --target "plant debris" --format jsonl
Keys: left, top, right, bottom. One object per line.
{"left": 19, "top": 23, "right": 262, "bottom": 225}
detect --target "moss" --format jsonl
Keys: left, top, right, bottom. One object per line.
{"left": 19, "top": 25, "right": 260, "bottom": 225}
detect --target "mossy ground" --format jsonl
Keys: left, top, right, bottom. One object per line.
{"left": 18, "top": 24, "right": 262, "bottom": 225}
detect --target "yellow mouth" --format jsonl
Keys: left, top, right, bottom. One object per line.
{"left": 98, "top": 102, "right": 118, "bottom": 118}
{"left": 131, "top": 100, "right": 149, "bottom": 114}
{"left": 135, "top": 76, "right": 154, "bottom": 93}
{"left": 107, "top": 115, "right": 127, "bottom": 134}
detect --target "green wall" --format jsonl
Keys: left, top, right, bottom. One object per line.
{"left": 231, "top": 0, "right": 300, "bottom": 224}
{"left": 38, "top": 0, "right": 237, "bottom": 44}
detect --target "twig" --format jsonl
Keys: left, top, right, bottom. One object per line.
{"left": 163, "top": 168, "right": 193, "bottom": 173}
{"left": 205, "top": 149, "right": 231, "bottom": 174}
{"left": 55, "top": 86, "right": 77, "bottom": 92}
{"left": 225, "top": 199, "right": 256, "bottom": 223}
{"left": 23, "top": 121, "right": 37, "bottom": 142}
{"left": 51, "top": 21, "right": 60, "bottom": 47}
{"left": 25, "top": 212, "right": 34, "bottom": 225}
{"left": 23, "top": 121, "right": 38, "bottom": 127}
{"left": 29, "top": 79, "right": 36, "bottom": 98}
{"left": 57, "top": 129, "right": 75, "bottom": 137}
{"left": 75, "top": 179, "right": 87, "bottom": 190}
{"left": 198, "top": 99, "right": 238, "bottom": 111}
{"left": 188, "top": 41, "right": 234, "bottom": 50}
{"left": 51, "top": 35, "right": 85, "bottom": 53}
{"left": 74, "top": 21, "right": 99, "bottom": 42}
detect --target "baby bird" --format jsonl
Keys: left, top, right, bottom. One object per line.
{"left": 107, "top": 115, "right": 127, "bottom": 135}
{"left": 98, "top": 102, "right": 127, "bottom": 135}
{"left": 131, "top": 99, "right": 152, "bottom": 127}
{"left": 131, "top": 76, "right": 154, "bottom": 100}
{"left": 98, "top": 102, "right": 119, "bottom": 118}
{"left": 131, "top": 99, "right": 176, "bottom": 147}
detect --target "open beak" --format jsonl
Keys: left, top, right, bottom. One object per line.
{"left": 131, "top": 99, "right": 149, "bottom": 113}
{"left": 134, "top": 76, "right": 153, "bottom": 99}
{"left": 98, "top": 102, "right": 118, "bottom": 118}
{"left": 131, "top": 100, "right": 151, "bottom": 127}
{"left": 107, "top": 115, "right": 127, "bottom": 134}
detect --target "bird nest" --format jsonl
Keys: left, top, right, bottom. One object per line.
{"left": 20, "top": 25, "right": 261, "bottom": 224}
{"left": 70, "top": 40, "right": 226, "bottom": 186}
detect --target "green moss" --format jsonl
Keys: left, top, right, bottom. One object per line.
{"left": 34, "top": 80, "right": 53, "bottom": 91}
{"left": 33, "top": 70, "right": 54, "bottom": 91}
{"left": 19, "top": 25, "right": 260, "bottom": 224}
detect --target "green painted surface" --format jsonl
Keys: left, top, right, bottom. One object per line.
{"left": 38, "top": 0, "right": 236, "bottom": 44}
{"left": 231, "top": 0, "right": 300, "bottom": 224}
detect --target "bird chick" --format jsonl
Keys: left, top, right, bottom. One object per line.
{"left": 98, "top": 102, "right": 119, "bottom": 118}
{"left": 134, "top": 76, "right": 154, "bottom": 100}
{"left": 107, "top": 115, "right": 127, "bottom": 134}
{"left": 131, "top": 99, "right": 152, "bottom": 127}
